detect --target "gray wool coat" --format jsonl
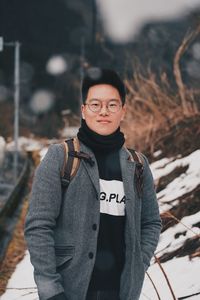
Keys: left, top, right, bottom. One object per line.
{"left": 24, "top": 141, "right": 161, "bottom": 300}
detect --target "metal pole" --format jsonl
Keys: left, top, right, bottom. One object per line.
{"left": 92, "top": 0, "right": 97, "bottom": 50}
{"left": 80, "top": 36, "right": 85, "bottom": 80}
{"left": 13, "top": 41, "right": 20, "bottom": 182}
{"left": 79, "top": 35, "right": 85, "bottom": 116}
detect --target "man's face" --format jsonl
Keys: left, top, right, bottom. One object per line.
{"left": 81, "top": 84, "right": 126, "bottom": 136}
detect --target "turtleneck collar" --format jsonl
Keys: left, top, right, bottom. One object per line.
{"left": 77, "top": 119, "right": 125, "bottom": 153}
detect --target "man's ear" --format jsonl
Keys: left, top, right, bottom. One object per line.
{"left": 81, "top": 104, "right": 85, "bottom": 120}
{"left": 121, "top": 104, "right": 126, "bottom": 121}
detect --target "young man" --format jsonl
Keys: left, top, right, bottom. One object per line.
{"left": 25, "top": 68, "right": 161, "bottom": 300}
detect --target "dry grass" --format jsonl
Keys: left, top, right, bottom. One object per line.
{"left": 122, "top": 26, "right": 200, "bottom": 154}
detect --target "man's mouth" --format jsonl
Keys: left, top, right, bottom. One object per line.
{"left": 97, "top": 120, "right": 111, "bottom": 124}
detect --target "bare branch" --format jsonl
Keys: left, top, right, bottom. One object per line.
{"left": 146, "top": 271, "right": 161, "bottom": 300}
{"left": 173, "top": 25, "right": 200, "bottom": 116}
{"left": 154, "top": 255, "right": 177, "bottom": 300}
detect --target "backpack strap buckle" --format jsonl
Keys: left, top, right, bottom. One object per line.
{"left": 69, "top": 151, "right": 95, "bottom": 166}
{"left": 61, "top": 177, "right": 70, "bottom": 187}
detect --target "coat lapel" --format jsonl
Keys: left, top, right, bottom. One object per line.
{"left": 120, "top": 147, "right": 136, "bottom": 201}
{"left": 120, "top": 147, "right": 137, "bottom": 246}
{"left": 79, "top": 142, "right": 100, "bottom": 196}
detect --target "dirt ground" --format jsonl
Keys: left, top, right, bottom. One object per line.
{"left": 0, "top": 199, "right": 28, "bottom": 296}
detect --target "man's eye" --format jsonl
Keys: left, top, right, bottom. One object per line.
{"left": 109, "top": 102, "right": 117, "bottom": 107}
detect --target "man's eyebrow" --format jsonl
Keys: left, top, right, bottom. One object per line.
{"left": 87, "top": 98, "right": 121, "bottom": 101}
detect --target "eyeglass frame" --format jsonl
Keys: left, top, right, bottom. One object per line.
{"left": 84, "top": 98, "right": 123, "bottom": 113}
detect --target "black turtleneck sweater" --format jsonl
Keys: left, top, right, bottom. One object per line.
{"left": 78, "top": 120, "right": 126, "bottom": 291}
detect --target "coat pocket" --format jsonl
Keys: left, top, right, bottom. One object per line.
{"left": 55, "top": 245, "right": 75, "bottom": 272}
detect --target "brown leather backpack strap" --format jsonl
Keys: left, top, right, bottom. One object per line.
{"left": 128, "top": 148, "right": 144, "bottom": 164}
{"left": 70, "top": 137, "right": 81, "bottom": 178}
{"left": 61, "top": 139, "right": 75, "bottom": 187}
{"left": 61, "top": 137, "right": 94, "bottom": 189}
{"left": 128, "top": 148, "right": 144, "bottom": 198}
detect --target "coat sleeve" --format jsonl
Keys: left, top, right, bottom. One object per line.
{"left": 140, "top": 154, "right": 162, "bottom": 271}
{"left": 24, "top": 144, "right": 66, "bottom": 300}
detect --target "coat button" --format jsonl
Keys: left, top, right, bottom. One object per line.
{"left": 92, "top": 224, "right": 97, "bottom": 231}
{"left": 88, "top": 252, "right": 94, "bottom": 259}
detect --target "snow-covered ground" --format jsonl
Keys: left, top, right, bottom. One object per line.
{"left": 1, "top": 251, "right": 37, "bottom": 300}
{"left": 1, "top": 141, "right": 200, "bottom": 300}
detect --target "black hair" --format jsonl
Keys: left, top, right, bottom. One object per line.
{"left": 81, "top": 68, "right": 126, "bottom": 105}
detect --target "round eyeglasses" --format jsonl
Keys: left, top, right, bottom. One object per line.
{"left": 85, "top": 99, "right": 122, "bottom": 113}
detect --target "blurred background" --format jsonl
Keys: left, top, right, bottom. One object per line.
{"left": 0, "top": 1, "right": 200, "bottom": 299}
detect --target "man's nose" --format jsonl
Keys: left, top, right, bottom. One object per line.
{"left": 99, "top": 104, "right": 109, "bottom": 115}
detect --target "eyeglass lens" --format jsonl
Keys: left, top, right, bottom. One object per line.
{"left": 87, "top": 99, "right": 121, "bottom": 113}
